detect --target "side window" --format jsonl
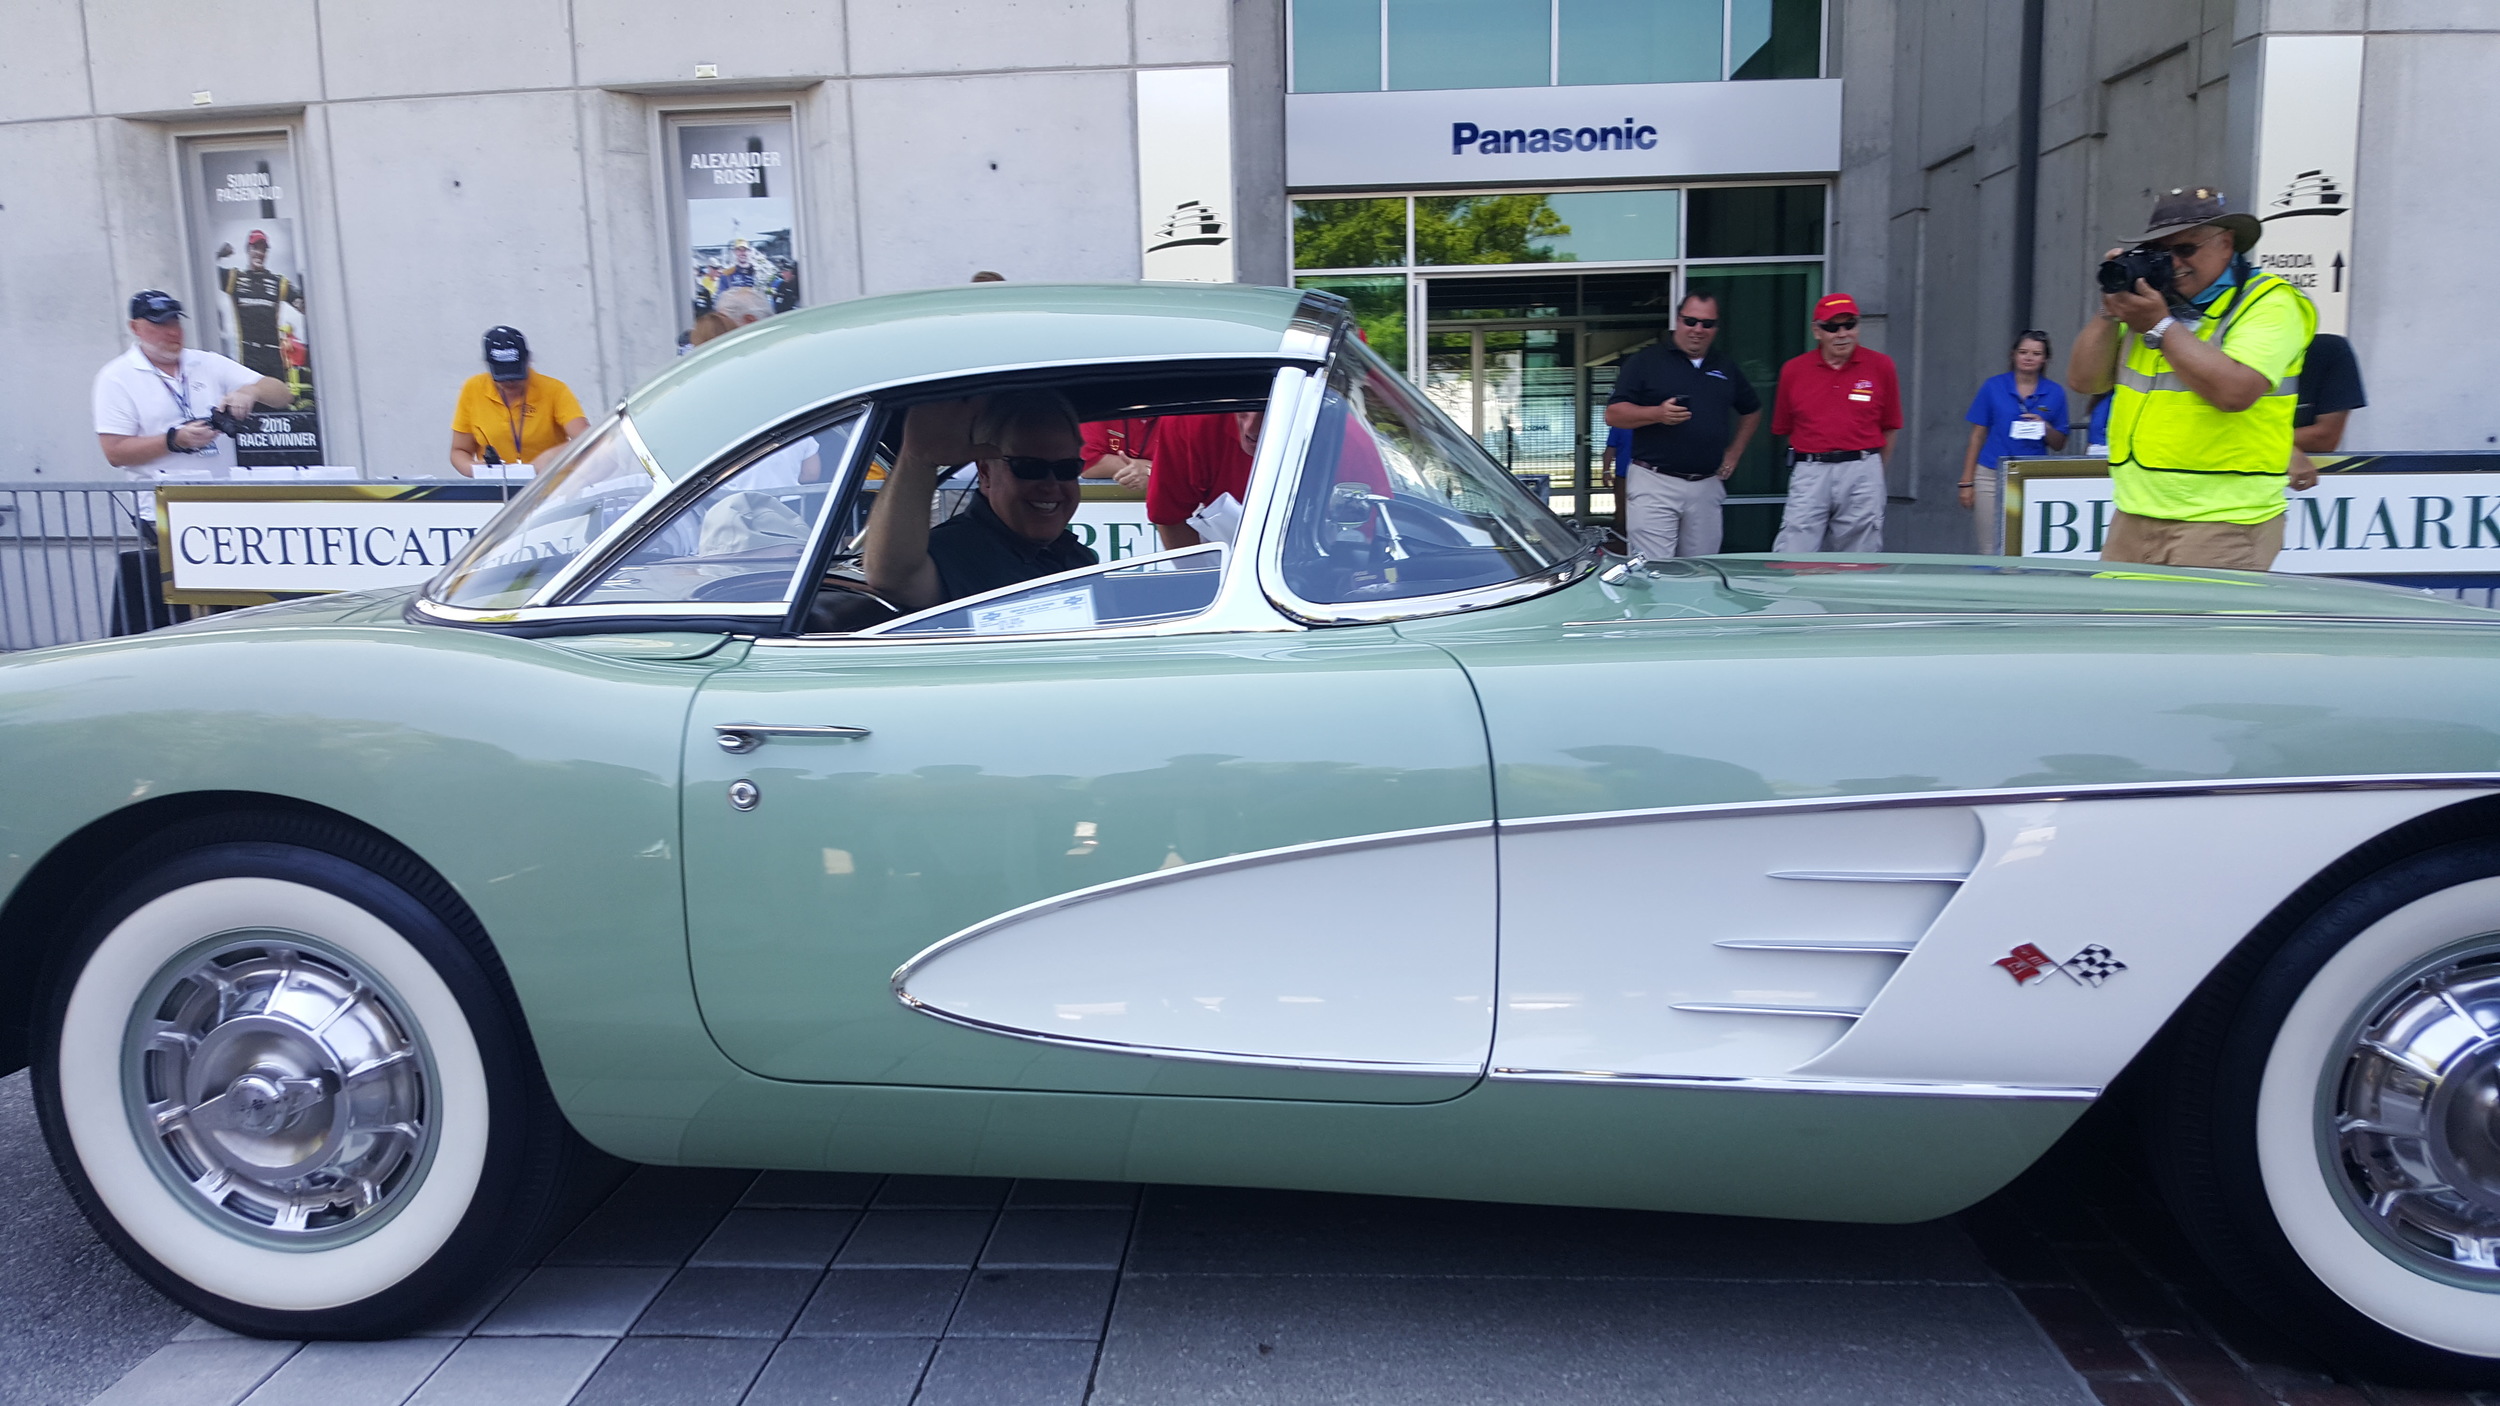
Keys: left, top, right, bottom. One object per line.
{"left": 1279, "top": 343, "right": 1582, "bottom": 605}
{"left": 871, "top": 545, "right": 1225, "bottom": 637}
{"left": 571, "top": 414, "right": 861, "bottom": 606}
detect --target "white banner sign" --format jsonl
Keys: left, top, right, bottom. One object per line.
{"left": 1071, "top": 498, "right": 1157, "bottom": 561}
{"left": 1137, "top": 67, "right": 1236, "bottom": 283}
{"left": 1286, "top": 79, "right": 1840, "bottom": 190}
{"left": 166, "top": 499, "right": 505, "bottom": 593}
{"left": 2021, "top": 474, "right": 2500, "bottom": 574}
{"left": 2249, "top": 35, "right": 2363, "bottom": 337}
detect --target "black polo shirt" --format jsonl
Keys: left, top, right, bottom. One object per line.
{"left": 1608, "top": 346, "right": 1763, "bottom": 477}
{"left": 2294, "top": 333, "right": 2366, "bottom": 429}
{"left": 926, "top": 491, "right": 1097, "bottom": 603}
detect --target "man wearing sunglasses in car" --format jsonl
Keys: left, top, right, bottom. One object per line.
{"left": 2067, "top": 187, "right": 2314, "bottom": 571}
{"left": 864, "top": 389, "right": 1097, "bottom": 611}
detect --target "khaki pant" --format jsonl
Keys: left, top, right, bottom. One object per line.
{"left": 1774, "top": 455, "right": 1886, "bottom": 553}
{"left": 1972, "top": 468, "right": 2003, "bottom": 555}
{"left": 2101, "top": 510, "right": 2285, "bottom": 571}
{"left": 1625, "top": 465, "right": 1726, "bottom": 558}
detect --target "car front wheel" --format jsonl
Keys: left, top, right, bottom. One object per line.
{"left": 34, "top": 817, "right": 571, "bottom": 1337}
{"left": 2151, "top": 838, "right": 2500, "bottom": 1386}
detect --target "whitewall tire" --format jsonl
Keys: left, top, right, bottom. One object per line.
{"left": 35, "top": 818, "right": 573, "bottom": 1336}
{"left": 2150, "top": 839, "right": 2500, "bottom": 1386}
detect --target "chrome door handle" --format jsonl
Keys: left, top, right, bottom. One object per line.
{"left": 715, "top": 724, "right": 872, "bottom": 754}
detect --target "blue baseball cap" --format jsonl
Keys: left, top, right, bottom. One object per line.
{"left": 129, "top": 290, "right": 185, "bottom": 323}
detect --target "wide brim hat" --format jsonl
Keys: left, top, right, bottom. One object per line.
{"left": 2132, "top": 187, "right": 2262, "bottom": 252}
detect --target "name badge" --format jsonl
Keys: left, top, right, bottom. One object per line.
{"left": 1848, "top": 392, "right": 1872, "bottom": 402}
{"left": 2009, "top": 418, "right": 2047, "bottom": 440}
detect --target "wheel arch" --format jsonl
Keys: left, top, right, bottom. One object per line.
{"left": 2084, "top": 789, "right": 2500, "bottom": 1133}
{"left": 0, "top": 791, "right": 501, "bottom": 1078}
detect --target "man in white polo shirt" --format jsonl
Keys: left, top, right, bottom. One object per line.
{"left": 93, "top": 290, "right": 289, "bottom": 481}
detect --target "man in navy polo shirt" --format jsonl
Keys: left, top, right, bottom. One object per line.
{"left": 1771, "top": 292, "right": 1901, "bottom": 553}
{"left": 1603, "top": 292, "right": 1761, "bottom": 558}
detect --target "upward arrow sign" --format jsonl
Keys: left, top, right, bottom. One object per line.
{"left": 2332, "top": 253, "right": 2346, "bottom": 293}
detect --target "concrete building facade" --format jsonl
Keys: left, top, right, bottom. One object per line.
{"left": 4, "top": 0, "right": 2492, "bottom": 557}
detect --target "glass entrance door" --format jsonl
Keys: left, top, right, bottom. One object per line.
{"left": 1419, "top": 264, "right": 1820, "bottom": 551}
{"left": 1424, "top": 326, "right": 1584, "bottom": 514}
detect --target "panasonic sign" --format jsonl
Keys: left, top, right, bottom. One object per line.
{"left": 1286, "top": 78, "right": 1841, "bottom": 189}
{"left": 1451, "top": 120, "right": 1658, "bottom": 155}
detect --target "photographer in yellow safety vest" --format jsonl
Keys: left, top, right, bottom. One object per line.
{"left": 2067, "top": 188, "right": 2317, "bottom": 570}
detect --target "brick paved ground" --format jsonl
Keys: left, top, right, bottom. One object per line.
{"left": 1958, "top": 1107, "right": 2500, "bottom": 1406}
{"left": 11, "top": 1065, "right": 2498, "bottom": 1406}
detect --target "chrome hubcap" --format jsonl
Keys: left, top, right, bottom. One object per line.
{"left": 2329, "top": 942, "right": 2500, "bottom": 1283}
{"left": 127, "top": 938, "right": 431, "bottom": 1243}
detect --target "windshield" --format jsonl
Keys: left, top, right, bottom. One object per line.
{"left": 1278, "top": 341, "right": 1583, "bottom": 606}
{"left": 428, "top": 418, "right": 664, "bottom": 610}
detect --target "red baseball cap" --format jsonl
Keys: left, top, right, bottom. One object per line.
{"left": 247, "top": 230, "right": 270, "bottom": 246}
{"left": 1813, "top": 293, "right": 1859, "bottom": 321}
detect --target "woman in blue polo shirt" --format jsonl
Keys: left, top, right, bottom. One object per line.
{"left": 1958, "top": 330, "right": 2070, "bottom": 554}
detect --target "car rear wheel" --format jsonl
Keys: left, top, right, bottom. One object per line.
{"left": 33, "top": 817, "right": 573, "bottom": 1337}
{"left": 2148, "top": 839, "right": 2500, "bottom": 1386}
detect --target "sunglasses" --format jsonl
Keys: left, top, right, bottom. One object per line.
{"left": 1678, "top": 315, "right": 1718, "bottom": 329}
{"left": 2144, "top": 234, "right": 2219, "bottom": 261}
{"left": 1816, "top": 317, "right": 1859, "bottom": 333}
{"left": 1002, "top": 455, "right": 1084, "bottom": 481}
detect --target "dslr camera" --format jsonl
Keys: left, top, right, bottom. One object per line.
{"left": 2097, "top": 247, "right": 2176, "bottom": 299}
{"left": 203, "top": 405, "right": 259, "bottom": 438}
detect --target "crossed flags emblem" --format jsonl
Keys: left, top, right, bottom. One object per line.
{"left": 1995, "top": 942, "right": 2128, "bottom": 988}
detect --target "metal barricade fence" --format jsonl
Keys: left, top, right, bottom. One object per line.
{"left": 0, "top": 483, "right": 161, "bottom": 652}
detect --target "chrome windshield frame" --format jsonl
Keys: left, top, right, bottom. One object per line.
{"left": 1254, "top": 340, "right": 1602, "bottom": 628}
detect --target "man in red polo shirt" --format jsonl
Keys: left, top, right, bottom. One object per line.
{"left": 1148, "top": 412, "right": 1259, "bottom": 548}
{"left": 1771, "top": 293, "right": 1902, "bottom": 553}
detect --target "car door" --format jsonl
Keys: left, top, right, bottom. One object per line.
{"left": 678, "top": 375, "right": 1497, "bottom": 1104}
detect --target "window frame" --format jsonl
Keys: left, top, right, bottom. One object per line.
{"left": 552, "top": 405, "right": 873, "bottom": 618}
{"left": 857, "top": 541, "right": 1232, "bottom": 640}
{"left": 1254, "top": 339, "right": 1601, "bottom": 628}
{"left": 766, "top": 362, "right": 1324, "bottom": 649}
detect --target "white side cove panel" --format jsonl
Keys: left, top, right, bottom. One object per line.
{"left": 895, "top": 828, "right": 1495, "bottom": 1072}
{"left": 1490, "top": 787, "right": 2481, "bottom": 1094}
{"left": 1800, "top": 790, "right": 2474, "bottom": 1090}
{"left": 1493, "top": 806, "right": 1983, "bottom": 1080}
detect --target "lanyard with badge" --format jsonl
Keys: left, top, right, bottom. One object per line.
{"left": 2008, "top": 385, "right": 2050, "bottom": 442}
{"left": 153, "top": 365, "right": 210, "bottom": 455}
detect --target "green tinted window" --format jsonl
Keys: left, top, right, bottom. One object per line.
{"left": 1292, "top": 0, "right": 1383, "bottom": 93}
{"left": 1731, "top": 0, "right": 1822, "bottom": 80}
{"left": 1294, "top": 198, "right": 1408, "bottom": 269}
{"left": 1687, "top": 184, "right": 1824, "bottom": 257}
{"left": 1414, "top": 194, "right": 1568, "bottom": 266}
{"left": 1425, "top": 274, "right": 1576, "bottom": 320}
{"left": 1386, "top": 0, "right": 1551, "bottom": 91}
{"left": 1297, "top": 273, "right": 1410, "bottom": 369}
{"left": 1539, "top": 190, "right": 1679, "bottom": 262}
{"left": 1557, "top": 0, "right": 1722, "bottom": 85}
{"left": 1682, "top": 260, "right": 1822, "bottom": 507}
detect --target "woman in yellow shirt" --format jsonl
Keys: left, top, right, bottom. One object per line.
{"left": 448, "top": 326, "right": 588, "bottom": 476}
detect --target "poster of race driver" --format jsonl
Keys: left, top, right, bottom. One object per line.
{"left": 676, "top": 119, "right": 800, "bottom": 350}
{"left": 189, "top": 142, "right": 324, "bottom": 465}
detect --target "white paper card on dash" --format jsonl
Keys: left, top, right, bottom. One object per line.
{"left": 972, "top": 586, "right": 1096, "bottom": 635}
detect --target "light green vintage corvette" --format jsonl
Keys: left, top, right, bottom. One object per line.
{"left": 7, "top": 284, "right": 2500, "bottom": 1381}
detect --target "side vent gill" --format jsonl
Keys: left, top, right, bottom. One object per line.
{"left": 1671, "top": 866, "right": 1970, "bottom": 1026}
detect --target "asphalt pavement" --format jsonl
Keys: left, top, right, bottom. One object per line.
{"left": 6, "top": 1065, "right": 2493, "bottom": 1406}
